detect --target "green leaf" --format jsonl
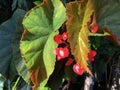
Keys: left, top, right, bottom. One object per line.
{"left": 11, "top": 9, "right": 31, "bottom": 84}
{"left": 33, "top": 1, "right": 42, "bottom": 6}
{"left": 12, "top": 76, "right": 21, "bottom": 90}
{"left": 20, "top": 0, "right": 66, "bottom": 89}
{"left": 0, "top": 9, "right": 30, "bottom": 87}
{"left": 12, "top": 0, "right": 34, "bottom": 11}
{"left": 0, "top": 9, "right": 26, "bottom": 79}
{"left": 66, "top": 0, "right": 94, "bottom": 75}
{"left": 95, "top": 0, "right": 120, "bottom": 40}
{"left": 12, "top": 77, "right": 31, "bottom": 90}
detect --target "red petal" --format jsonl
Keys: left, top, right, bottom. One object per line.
{"left": 59, "top": 48, "right": 65, "bottom": 57}
{"left": 88, "top": 56, "right": 94, "bottom": 61}
{"left": 88, "top": 50, "right": 97, "bottom": 61}
{"left": 62, "top": 32, "right": 68, "bottom": 41}
{"left": 55, "top": 47, "right": 70, "bottom": 61}
{"left": 58, "top": 47, "right": 69, "bottom": 58}
{"left": 63, "top": 47, "right": 70, "bottom": 57}
{"left": 88, "top": 50, "right": 97, "bottom": 57}
{"left": 57, "top": 55, "right": 62, "bottom": 61}
{"left": 65, "top": 58, "right": 73, "bottom": 66}
{"left": 54, "top": 34, "right": 63, "bottom": 44}
{"left": 91, "top": 24, "right": 98, "bottom": 34}
{"left": 73, "top": 63, "right": 85, "bottom": 75}
{"left": 53, "top": 48, "right": 60, "bottom": 55}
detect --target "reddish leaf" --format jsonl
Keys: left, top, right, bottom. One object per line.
{"left": 104, "top": 29, "right": 120, "bottom": 45}
{"left": 66, "top": 0, "right": 95, "bottom": 75}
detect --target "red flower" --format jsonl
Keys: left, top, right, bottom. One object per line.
{"left": 53, "top": 48, "right": 59, "bottom": 55}
{"left": 65, "top": 58, "right": 74, "bottom": 66}
{"left": 62, "top": 32, "right": 68, "bottom": 41}
{"left": 54, "top": 34, "right": 63, "bottom": 44}
{"left": 54, "top": 47, "right": 69, "bottom": 61}
{"left": 88, "top": 50, "right": 97, "bottom": 61}
{"left": 91, "top": 24, "right": 98, "bottom": 34}
{"left": 73, "top": 63, "right": 85, "bottom": 75}
{"left": 54, "top": 32, "right": 68, "bottom": 44}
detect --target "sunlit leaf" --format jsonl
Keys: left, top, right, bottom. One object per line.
{"left": 66, "top": 0, "right": 95, "bottom": 75}
{"left": 20, "top": 0, "right": 66, "bottom": 89}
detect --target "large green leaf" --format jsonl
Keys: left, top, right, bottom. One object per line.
{"left": 95, "top": 0, "right": 120, "bottom": 41}
{"left": 20, "top": 0, "right": 66, "bottom": 89}
{"left": 66, "top": 0, "right": 94, "bottom": 75}
{"left": 11, "top": 9, "right": 31, "bottom": 84}
{"left": 0, "top": 9, "right": 24, "bottom": 79}
{"left": 0, "top": 8, "right": 30, "bottom": 86}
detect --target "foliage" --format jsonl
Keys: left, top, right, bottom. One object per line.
{"left": 12, "top": 0, "right": 35, "bottom": 11}
{"left": 20, "top": 0, "right": 66, "bottom": 89}
{"left": 66, "top": 0, "right": 94, "bottom": 75}
{"left": 0, "top": 0, "right": 120, "bottom": 90}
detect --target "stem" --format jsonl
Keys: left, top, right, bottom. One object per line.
{"left": 84, "top": 76, "right": 94, "bottom": 90}
{"left": 89, "top": 32, "right": 110, "bottom": 36}
{"left": 12, "top": 76, "right": 21, "bottom": 90}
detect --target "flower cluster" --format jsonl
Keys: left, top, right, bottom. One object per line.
{"left": 73, "top": 50, "right": 97, "bottom": 75}
{"left": 53, "top": 32, "right": 70, "bottom": 60}
{"left": 54, "top": 32, "right": 68, "bottom": 44}
{"left": 53, "top": 24, "right": 98, "bottom": 75}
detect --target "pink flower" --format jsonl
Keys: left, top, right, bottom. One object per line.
{"left": 73, "top": 63, "right": 85, "bottom": 75}
{"left": 54, "top": 47, "right": 69, "bottom": 61}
